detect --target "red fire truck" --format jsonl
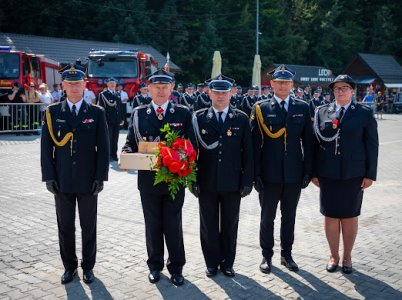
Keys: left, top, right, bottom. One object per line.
{"left": 0, "top": 46, "right": 61, "bottom": 101}
{"left": 86, "top": 49, "right": 158, "bottom": 98}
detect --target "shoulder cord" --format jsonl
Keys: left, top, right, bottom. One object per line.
{"left": 101, "top": 93, "right": 117, "bottom": 107}
{"left": 313, "top": 108, "right": 339, "bottom": 142}
{"left": 255, "top": 104, "right": 287, "bottom": 149}
{"left": 192, "top": 114, "right": 219, "bottom": 150}
{"left": 133, "top": 109, "right": 160, "bottom": 145}
{"left": 45, "top": 108, "right": 73, "bottom": 155}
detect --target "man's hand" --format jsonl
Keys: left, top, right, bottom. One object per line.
{"left": 254, "top": 176, "right": 264, "bottom": 193}
{"left": 240, "top": 186, "right": 252, "bottom": 198}
{"left": 311, "top": 177, "right": 320, "bottom": 187}
{"left": 91, "top": 180, "right": 104, "bottom": 196}
{"left": 301, "top": 174, "right": 311, "bottom": 189}
{"left": 120, "top": 120, "right": 125, "bottom": 126}
{"left": 191, "top": 182, "right": 200, "bottom": 198}
{"left": 46, "top": 180, "right": 59, "bottom": 195}
{"left": 361, "top": 178, "right": 373, "bottom": 191}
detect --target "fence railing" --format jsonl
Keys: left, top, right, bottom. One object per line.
{"left": 0, "top": 103, "right": 45, "bottom": 134}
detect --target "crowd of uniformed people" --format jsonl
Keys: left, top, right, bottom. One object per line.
{"left": 40, "top": 64, "right": 378, "bottom": 288}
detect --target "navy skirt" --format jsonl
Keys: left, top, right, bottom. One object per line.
{"left": 319, "top": 177, "right": 363, "bottom": 218}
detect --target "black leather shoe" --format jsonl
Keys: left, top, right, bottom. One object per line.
{"left": 259, "top": 257, "right": 272, "bottom": 274}
{"left": 83, "top": 269, "right": 95, "bottom": 284}
{"left": 342, "top": 265, "right": 353, "bottom": 274}
{"left": 326, "top": 263, "right": 339, "bottom": 273}
{"left": 170, "top": 274, "right": 184, "bottom": 286}
{"left": 221, "top": 267, "right": 235, "bottom": 277}
{"left": 61, "top": 269, "right": 77, "bottom": 284}
{"left": 148, "top": 271, "right": 160, "bottom": 284}
{"left": 206, "top": 267, "right": 218, "bottom": 277}
{"left": 281, "top": 256, "right": 299, "bottom": 272}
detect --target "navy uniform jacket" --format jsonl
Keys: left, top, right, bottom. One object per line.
{"left": 313, "top": 102, "right": 378, "bottom": 180}
{"left": 97, "top": 90, "right": 124, "bottom": 125}
{"left": 41, "top": 100, "right": 109, "bottom": 193}
{"left": 133, "top": 94, "right": 152, "bottom": 108}
{"left": 251, "top": 96, "right": 313, "bottom": 183}
{"left": 179, "top": 93, "right": 196, "bottom": 110}
{"left": 122, "top": 102, "right": 196, "bottom": 194}
{"left": 194, "top": 107, "right": 253, "bottom": 192}
{"left": 195, "top": 93, "right": 211, "bottom": 111}
{"left": 241, "top": 95, "right": 257, "bottom": 117}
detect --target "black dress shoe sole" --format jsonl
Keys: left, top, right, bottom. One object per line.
{"left": 83, "top": 275, "right": 94, "bottom": 284}
{"left": 222, "top": 271, "right": 235, "bottom": 277}
{"left": 259, "top": 266, "right": 271, "bottom": 274}
{"left": 206, "top": 271, "right": 218, "bottom": 277}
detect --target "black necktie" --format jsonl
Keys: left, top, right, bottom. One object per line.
{"left": 72, "top": 104, "right": 77, "bottom": 117}
{"left": 218, "top": 111, "right": 224, "bottom": 130}
{"left": 338, "top": 107, "right": 345, "bottom": 121}
{"left": 280, "top": 100, "right": 287, "bottom": 116}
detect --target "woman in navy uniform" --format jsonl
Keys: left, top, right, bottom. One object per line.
{"left": 41, "top": 65, "right": 109, "bottom": 284}
{"left": 312, "top": 75, "right": 378, "bottom": 274}
{"left": 251, "top": 65, "right": 313, "bottom": 274}
{"left": 192, "top": 75, "right": 253, "bottom": 278}
{"left": 121, "top": 69, "right": 195, "bottom": 286}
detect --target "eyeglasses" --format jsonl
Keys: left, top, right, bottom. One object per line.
{"left": 333, "top": 86, "right": 352, "bottom": 93}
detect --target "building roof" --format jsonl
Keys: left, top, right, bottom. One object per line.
{"left": 343, "top": 53, "right": 402, "bottom": 84}
{"left": 0, "top": 32, "right": 180, "bottom": 71}
{"left": 263, "top": 64, "right": 335, "bottom": 86}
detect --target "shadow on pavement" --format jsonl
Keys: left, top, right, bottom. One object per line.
{"left": 88, "top": 277, "right": 113, "bottom": 300}
{"left": 212, "top": 272, "right": 281, "bottom": 299}
{"left": 64, "top": 276, "right": 90, "bottom": 300}
{"left": 155, "top": 273, "right": 209, "bottom": 299}
{"left": 272, "top": 266, "right": 352, "bottom": 299}
{"left": 344, "top": 270, "right": 402, "bottom": 299}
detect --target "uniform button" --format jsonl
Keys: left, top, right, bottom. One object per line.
{"left": 219, "top": 143, "right": 222, "bottom": 147}
{"left": 74, "top": 139, "right": 77, "bottom": 143}
{"left": 220, "top": 136, "right": 222, "bottom": 139}
{"left": 337, "top": 152, "right": 341, "bottom": 155}
{"left": 218, "top": 159, "right": 222, "bottom": 162}
{"left": 73, "top": 150, "right": 76, "bottom": 154}
{"left": 73, "top": 161, "right": 76, "bottom": 165}
{"left": 219, "top": 151, "right": 222, "bottom": 154}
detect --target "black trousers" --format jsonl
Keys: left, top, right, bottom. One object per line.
{"left": 259, "top": 183, "right": 301, "bottom": 259}
{"left": 55, "top": 193, "right": 98, "bottom": 271}
{"left": 199, "top": 191, "right": 241, "bottom": 268}
{"left": 108, "top": 123, "right": 119, "bottom": 160}
{"left": 140, "top": 189, "right": 185, "bottom": 274}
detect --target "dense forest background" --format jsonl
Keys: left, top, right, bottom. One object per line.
{"left": 0, "top": 0, "right": 401, "bottom": 84}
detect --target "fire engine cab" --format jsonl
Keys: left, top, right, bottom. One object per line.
{"left": 86, "top": 49, "right": 158, "bottom": 98}
{"left": 0, "top": 46, "right": 61, "bottom": 101}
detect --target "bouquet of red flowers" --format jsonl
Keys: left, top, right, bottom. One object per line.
{"left": 152, "top": 124, "right": 197, "bottom": 199}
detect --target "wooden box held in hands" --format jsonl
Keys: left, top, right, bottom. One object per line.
{"left": 119, "top": 142, "right": 159, "bottom": 170}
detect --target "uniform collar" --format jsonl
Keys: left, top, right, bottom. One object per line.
{"left": 66, "top": 98, "right": 84, "bottom": 112}
{"left": 151, "top": 100, "right": 169, "bottom": 115}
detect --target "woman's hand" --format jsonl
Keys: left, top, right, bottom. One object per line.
{"left": 311, "top": 177, "right": 320, "bottom": 187}
{"left": 361, "top": 178, "right": 373, "bottom": 191}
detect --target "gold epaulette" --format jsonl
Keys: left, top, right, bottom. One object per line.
{"left": 45, "top": 107, "right": 74, "bottom": 155}
{"left": 255, "top": 104, "right": 287, "bottom": 149}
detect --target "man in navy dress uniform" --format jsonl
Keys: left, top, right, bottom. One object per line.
{"left": 41, "top": 65, "right": 109, "bottom": 284}
{"left": 192, "top": 75, "right": 253, "bottom": 277}
{"left": 179, "top": 83, "right": 196, "bottom": 111}
{"left": 250, "top": 64, "right": 313, "bottom": 273}
{"left": 121, "top": 69, "right": 196, "bottom": 286}
{"left": 97, "top": 77, "right": 125, "bottom": 161}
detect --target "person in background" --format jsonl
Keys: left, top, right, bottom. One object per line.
{"left": 8, "top": 82, "right": 28, "bottom": 134}
{"left": 117, "top": 83, "right": 129, "bottom": 129}
{"left": 375, "top": 91, "right": 385, "bottom": 120}
{"left": 25, "top": 82, "right": 41, "bottom": 134}
{"left": 39, "top": 83, "right": 54, "bottom": 121}
{"left": 133, "top": 83, "right": 152, "bottom": 108}
{"left": 312, "top": 74, "right": 378, "bottom": 274}
{"left": 83, "top": 88, "right": 96, "bottom": 105}
{"left": 51, "top": 84, "right": 63, "bottom": 102}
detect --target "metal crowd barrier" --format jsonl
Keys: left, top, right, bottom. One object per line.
{"left": 0, "top": 103, "right": 45, "bottom": 134}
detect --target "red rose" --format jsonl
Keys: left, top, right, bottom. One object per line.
{"left": 168, "top": 161, "right": 181, "bottom": 173}
{"left": 172, "top": 138, "right": 184, "bottom": 150}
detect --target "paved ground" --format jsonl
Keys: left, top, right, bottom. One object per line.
{"left": 0, "top": 114, "right": 402, "bottom": 299}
